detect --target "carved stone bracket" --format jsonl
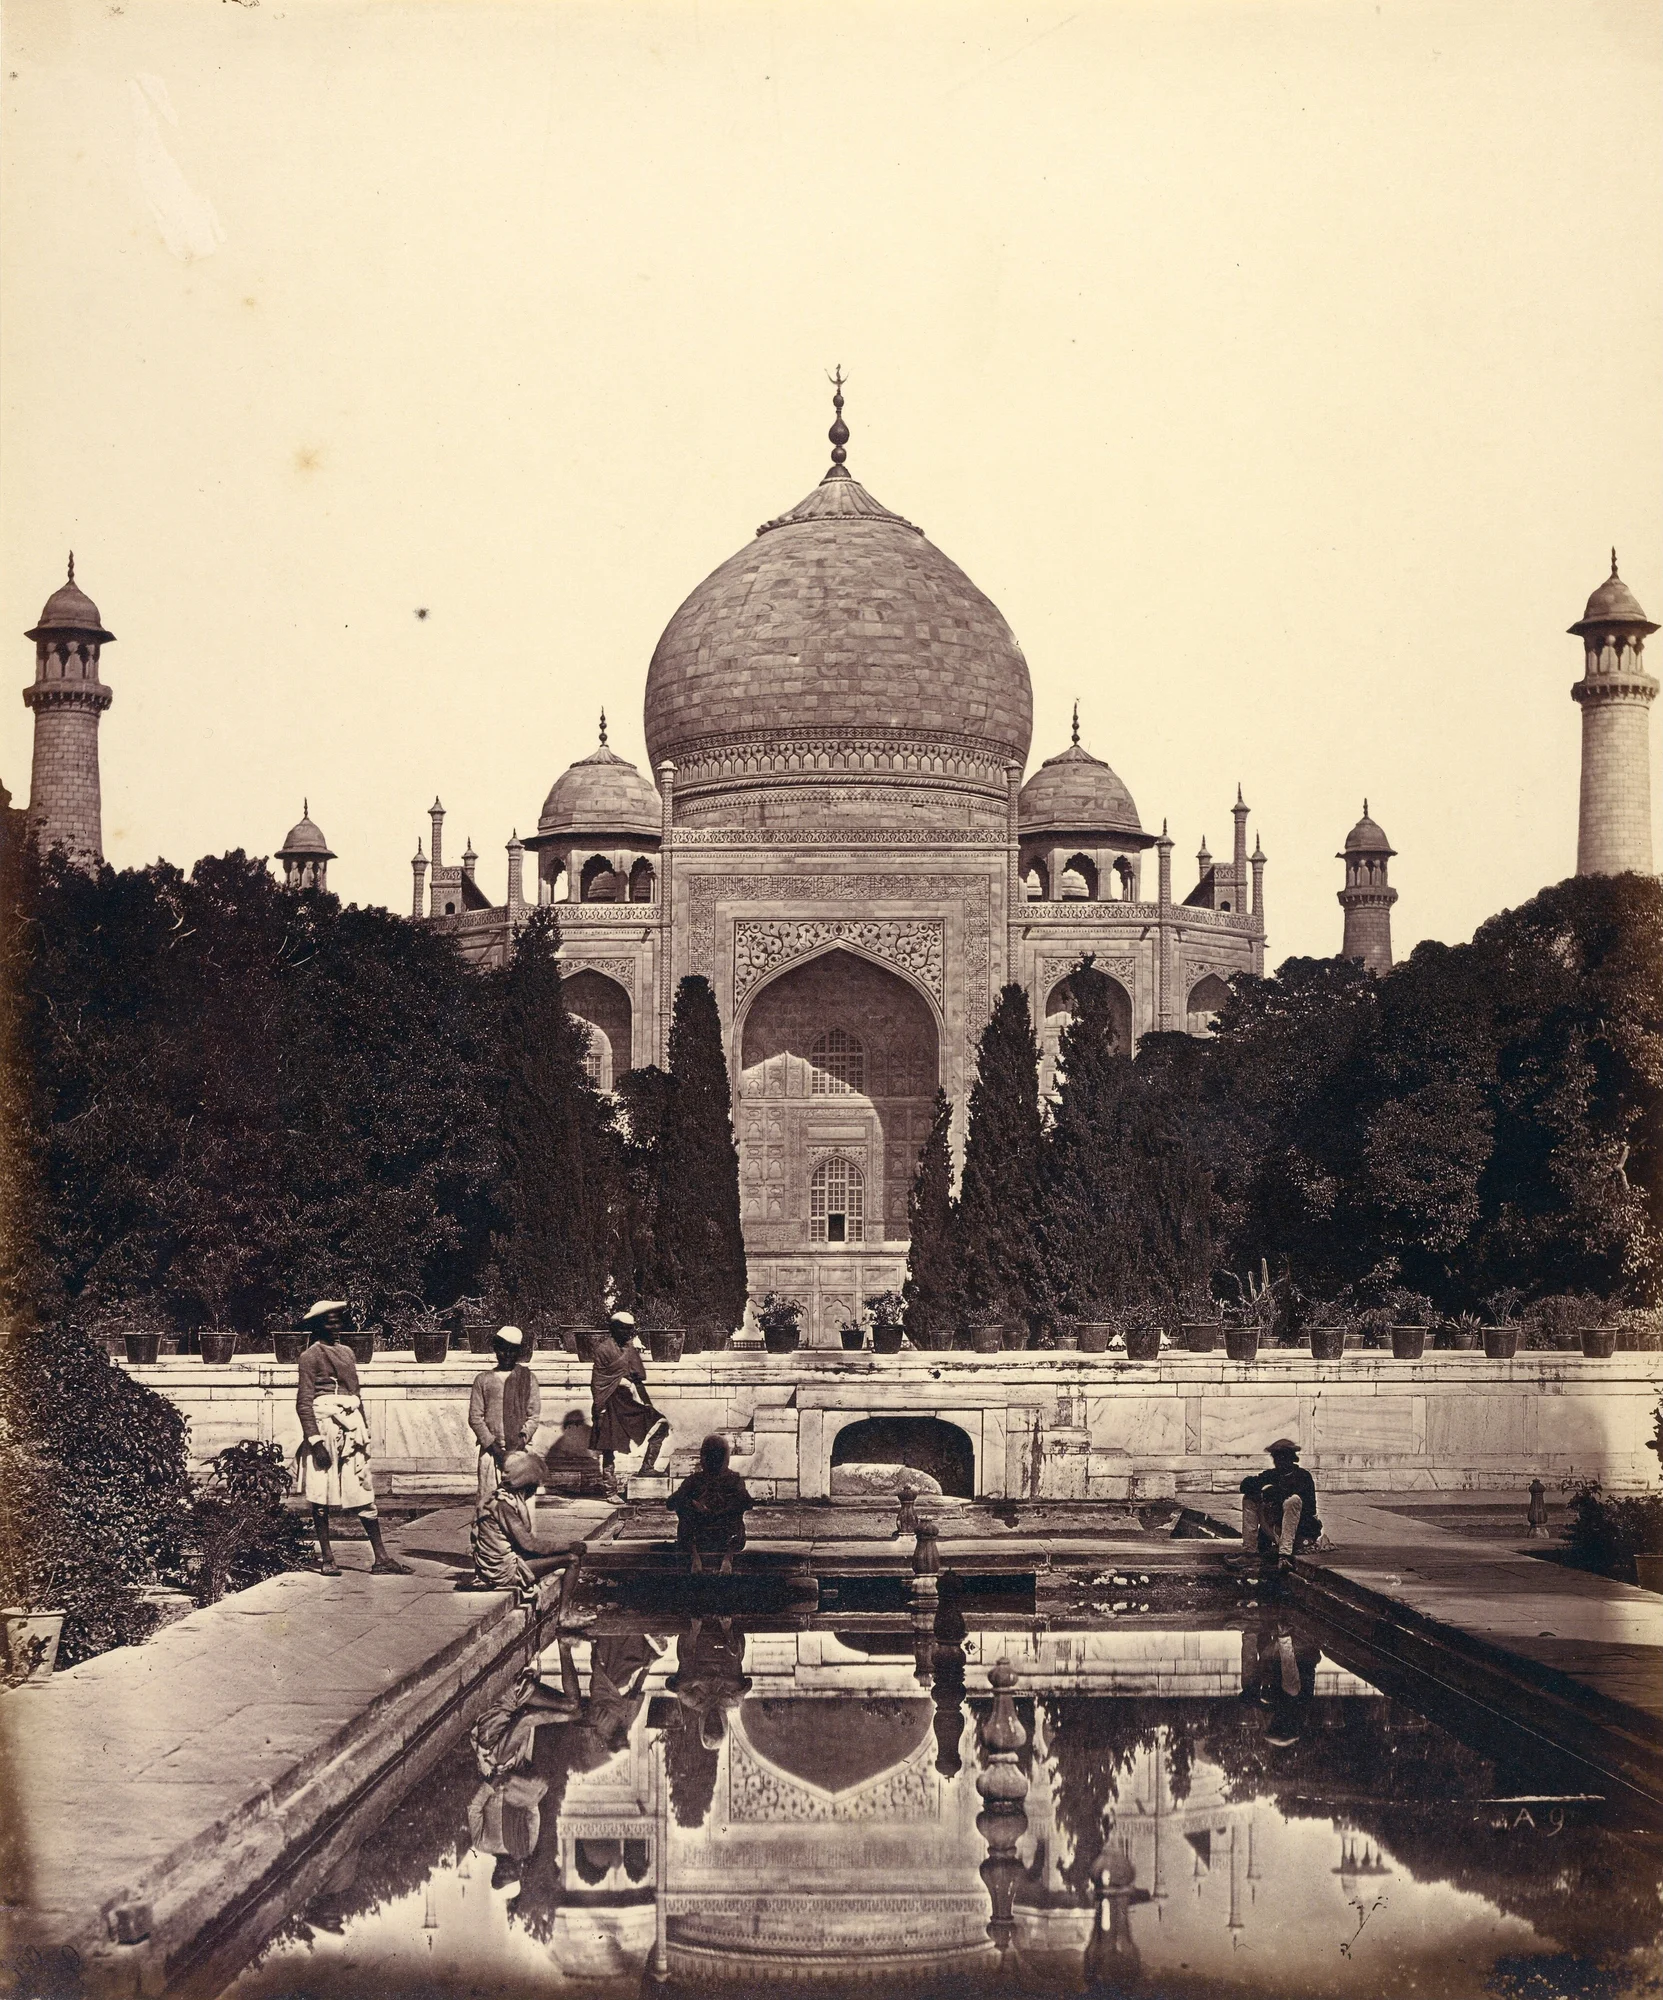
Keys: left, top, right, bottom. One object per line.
{"left": 734, "top": 917, "right": 945, "bottom": 1011}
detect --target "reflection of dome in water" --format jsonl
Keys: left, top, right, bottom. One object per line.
{"left": 738, "top": 1695, "right": 931, "bottom": 1794}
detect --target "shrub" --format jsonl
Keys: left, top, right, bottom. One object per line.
{"left": 755, "top": 1293, "right": 803, "bottom": 1343}
{"left": 1563, "top": 1481, "right": 1663, "bottom": 1580}
{"left": 186, "top": 1440, "right": 313, "bottom": 1606}
{"left": 0, "top": 1322, "right": 188, "bottom": 1664}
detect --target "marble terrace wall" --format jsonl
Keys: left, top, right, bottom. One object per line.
{"left": 127, "top": 1351, "right": 1663, "bottom": 1499}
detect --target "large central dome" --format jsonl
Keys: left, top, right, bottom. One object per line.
{"left": 643, "top": 430, "right": 1033, "bottom": 812}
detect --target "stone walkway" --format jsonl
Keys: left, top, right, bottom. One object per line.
{"left": 1284, "top": 1492, "right": 1663, "bottom": 1805}
{"left": 0, "top": 1499, "right": 612, "bottom": 1997}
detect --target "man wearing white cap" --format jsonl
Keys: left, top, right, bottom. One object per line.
{"left": 469, "top": 1325, "right": 544, "bottom": 1512}
{"left": 294, "top": 1300, "right": 411, "bottom": 1576}
{"left": 590, "top": 1310, "right": 670, "bottom": 1497}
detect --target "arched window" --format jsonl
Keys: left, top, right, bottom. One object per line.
{"left": 628, "top": 858, "right": 656, "bottom": 903}
{"left": 1023, "top": 860, "right": 1049, "bottom": 901}
{"left": 581, "top": 856, "right": 621, "bottom": 903}
{"left": 1114, "top": 857, "right": 1135, "bottom": 901}
{"left": 811, "top": 1156, "right": 864, "bottom": 1244}
{"left": 1060, "top": 854, "right": 1098, "bottom": 901}
{"left": 810, "top": 1027, "right": 865, "bottom": 1096}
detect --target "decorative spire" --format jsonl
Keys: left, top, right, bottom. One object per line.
{"left": 67, "top": 552, "right": 75, "bottom": 586}
{"left": 1071, "top": 700, "right": 1080, "bottom": 747}
{"left": 827, "top": 365, "right": 850, "bottom": 478}
{"left": 1363, "top": 797, "right": 1370, "bottom": 818}
{"left": 1236, "top": 782, "right": 1245, "bottom": 807}
{"left": 598, "top": 708, "right": 608, "bottom": 747}
{"left": 1612, "top": 547, "right": 1620, "bottom": 578}
{"left": 303, "top": 797, "right": 309, "bottom": 819}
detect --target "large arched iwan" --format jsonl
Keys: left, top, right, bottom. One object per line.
{"left": 830, "top": 1415, "right": 975, "bottom": 1498}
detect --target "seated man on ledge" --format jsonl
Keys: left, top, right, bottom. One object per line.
{"left": 470, "top": 1450, "right": 586, "bottom": 1618}
{"left": 1236, "top": 1438, "right": 1323, "bottom": 1572}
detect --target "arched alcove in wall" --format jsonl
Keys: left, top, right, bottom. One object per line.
{"left": 1186, "top": 972, "right": 1232, "bottom": 1036}
{"left": 563, "top": 968, "right": 632, "bottom": 1090}
{"left": 830, "top": 1415, "right": 976, "bottom": 1497}
{"left": 1041, "top": 969, "right": 1132, "bottom": 1095}
{"left": 736, "top": 946, "right": 940, "bottom": 1256}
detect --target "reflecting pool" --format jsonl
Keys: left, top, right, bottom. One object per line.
{"left": 226, "top": 1599, "right": 1663, "bottom": 1999}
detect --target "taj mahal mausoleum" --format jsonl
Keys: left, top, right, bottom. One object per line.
{"left": 414, "top": 392, "right": 1267, "bottom": 1342}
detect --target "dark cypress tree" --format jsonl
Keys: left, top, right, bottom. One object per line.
{"left": 954, "top": 983, "right": 1045, "bottom": 1321}
{"left": 902, "top": 1088, "right": 958, "bottom": 1344}
{"left": 1036, "top": 962, "right": 1136, "bottom": 1320}
{"left": 495, "top": 909, "right": 611, "bottom": 1328}
{"left": 652, "top": 975, "right": 746, "bottom": 1340}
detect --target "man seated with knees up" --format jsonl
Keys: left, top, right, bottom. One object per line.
{"left": 470, "top": 1449, "right": 583, "bottom": 1615}
{"left": 1238, "top": 1438, "right": 1322, "bottom": 1571}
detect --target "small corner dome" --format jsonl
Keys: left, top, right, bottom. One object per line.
{"left": 27, "top": 576, "right": 114, "bottom": 644}
{"left": 1019, "top": 739, "right": 1145, "bottom": 839}
{"left": 277, "top": 809, "right": 334, "bottom": 859}
{"left": 539, "top": 736, "right": 660, "bottom": 839}
{"left": 1342, "top": 806, "right": 1393, "bottom": 855}
{"left": 1572, "top": 558, "right": 1656, "bottom": 635}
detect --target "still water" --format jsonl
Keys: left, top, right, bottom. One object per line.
{"left": 227, "top": 1598, "right": 1662, "bottom": 2000}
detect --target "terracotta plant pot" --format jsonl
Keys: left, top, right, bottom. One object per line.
{"left": 911, "top": 1325, "right": 953, "bottom": 1352}
{"left": 1077, "top": 1322, "right": 1112, "bottom": 1354}
{"left": 969, "top": 1320, "right": 1002, "bottom": 1354}
{"left": 840, "top": 1325, "right": 867, "bottom": 1352}
{"left": 413, "top": 1331, "right": 449, "bottom": 1363}
{"left": 1446, "top": 1326, "right": 1480, "bottom": 1352}
{"left": 1182, "top": 1322, "right": 1220, "bottom": 1353}
{"left": 199, "top": 1332, "right": 238, "bottom": 1365}
{"left": 346, "top": 1330, "right": 377, "bottom": 1364}
{"left": 532, "top": 1326, "right": 564, "bottom": 1351}
{"left": 1580, "top": 1327, "right": 1617, "bottom": 1359}
{"left": 1483, "top": 1327, "right": 1519, "bottom": 1361}
{"left": 1000, "top": 1321, "right": 1029, "bottom": 1352}
{"left": 649, "top": 1328, "right": 685, "bottom": 1364}
{"left": 1391, "top": 1326, "right": 1426, "bottom": 1361}
{"left": 1633, "top": 1553, "right": 1663, "bottom": 1594}
{"left": 1124, "top": 1326, "right": 1161, "bottom": 1362}
{"left": 273, "top": 1330, "right": 306, "bottom": 1364}
{"left": 566, "top": 1327, "right": 600, "bottom": 1362}
{"left": 466, "top": 1324, "right": 497, "bottom": 1355}
{"left": 762, "top": 1323, "right": 801, "bottom": 1356}
{"left": 1224, "top": 1325, "right": 1260, "bottom": 1364}
{"left": 2, "top": 1610, "right": 64, "bottom": 1685}
{"left": 1308, "top": 1326, "right": 1346, "bottom": 1361}
{"left": 123, "top": 1333, "right": 162, "bottom": 1366}
{"left": 871, "top": 1324, "right": 905, "bottom": 1355}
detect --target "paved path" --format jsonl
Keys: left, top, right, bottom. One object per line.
{"left": 0, "top": 1499, "right": 613, "bottom": 1996}
{"left": 1313, "top": 1494, "right": 1663, "bottom": 1721}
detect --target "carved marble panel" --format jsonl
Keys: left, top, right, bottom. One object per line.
{"left": 734, "top": 918, "right": 945, "bottom": 1012}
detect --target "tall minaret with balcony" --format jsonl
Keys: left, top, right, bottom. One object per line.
{"left": 1570, "top": 552, "right": 1657, "bottom": 877}
{"left": 1338, "top": 802, "right": 1396, "bottom": 975}
{"left": 23, "top": 556, "right": 114, "bottom": 867}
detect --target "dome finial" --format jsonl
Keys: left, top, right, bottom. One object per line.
{"left": 827, "top": 365, "right": 850, "bottom": 475}
{"left": 303, "top": 797, "right": 309, "bottom": 819}
{"left": 1071, "top": 700, "right": 1080, "bottom": 747}
{"left": 66, "top": 551, "right": 75, "bottom": 586}
{"left": 1612, "top": 547, "right": 1620, "bottom": 579}
{"left": 1363, "top": 797, "right": 1369, "bottom": 818}
{"left": 599, "top": 707, "right": 608, "bottom": 747}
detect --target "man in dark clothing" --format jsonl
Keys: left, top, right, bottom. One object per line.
{"left": 667, "top": 1433, "right": 754, "bottom": 1573}
{"left": 1236, "top": 1438, "right": 1322, "bottom": 1571}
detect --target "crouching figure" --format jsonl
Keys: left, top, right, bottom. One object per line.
{"left": 668, "top": 1434, "right": 754, "bottom": 1575}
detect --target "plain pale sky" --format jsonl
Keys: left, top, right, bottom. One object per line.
{"left": 2, "top": 0, "right": 1659, "bottom": 963}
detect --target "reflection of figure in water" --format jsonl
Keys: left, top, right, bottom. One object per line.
{"left": 667, "top": 1434, "right": 754, "bottom": 1573}
{"left": 1233, "top": 1437, "right": 1322, "bottom": 1576}
{"left": 1241, "top": 1605, "right": 1324, "bottom": 1747}
{"left": 1083, "top": 1823, "right": 1152, "bottom": 1998}
{"left": 469, "top": 1451, "right": 585, "bottom": 1617}
{"left": 467, "top": 1630, "right": 662, "bottom": 1913}
{"left": 666, "top": 1614, "right": 752, "bottom": 1746}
